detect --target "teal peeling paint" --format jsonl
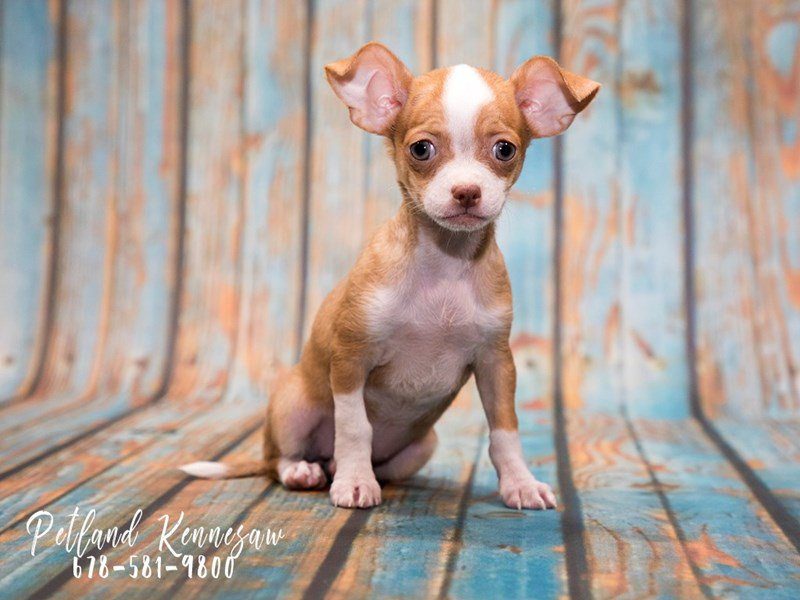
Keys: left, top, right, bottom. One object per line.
{"left": 0, "top": 0, "right": 55, "bottom": 401}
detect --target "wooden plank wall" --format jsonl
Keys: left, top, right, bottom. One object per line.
{"left": 5, "top": 0, "right": 800, "bottom": 416}
{"left": 1, "top": 0, "right": 800, "bottom": 597}
{"left": 0, "top": 0, "right": 57, "bottom": 400}
{"left": 694, "top": 0, "right": 800, "bottom": 420}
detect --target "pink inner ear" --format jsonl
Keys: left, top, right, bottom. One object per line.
{"left": 366, "top": 70, "right": 402, "bottom": 120}
{"left": 334, "top": 60, "right": 405, "bottom": 134}
{"left": 517, "top": 78, "right": 577, "bottom": 138}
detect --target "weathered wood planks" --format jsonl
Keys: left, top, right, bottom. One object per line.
{"left": 317, "top": 402, "right": 484, "bottom": 599}
{"left": 633, "top": 417, "right": 800, "bottom": 593}
{"left": 693, "top": 0, "right": 800, "bottom": 419}
{"left": 617, "top": 0, "right": 689, "bottom": 419}
{"left": 553, "top": 1, "right": 800, "bottom": 596}
{"left": 0, "top": 0, "right": 58, "bottom": 403}
{"left": 303, "top": 0, "right": 369, "bottom": 333}
{"left": 36, "top": 0, "right": 180, "bottom": 403}
{"left": 558, "top": 1, "right": 691, "bottom": 595}
{"left": 0, "top": 0, "right": 184, "bottom": 481}
{"left": 167, "top": 0, "right": 245, "bottom": 401}
{"left": 560, "top": 0, "right": 689, "bottom": 416}
{"left": 0, "top": 399, "right": 219, "bottom": 532}
{"left": 223, "top": 0, "right": 308, "bottom": 399}
{"left": 0, "top": 402, "right": 263, "bottom": 597}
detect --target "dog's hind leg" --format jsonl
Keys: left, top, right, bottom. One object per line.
{"left": 373, "top": 428, "right": 438, "bottom": 482}
{"left": 277, "top": 459, "right": 327, "bottom": 489}
{"left": 264, "top": 367, "right": 334, "bottom": 490}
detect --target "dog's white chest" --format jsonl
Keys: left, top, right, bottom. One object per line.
{"left": 364, "top": 261, "right": 507, "bottom": 404}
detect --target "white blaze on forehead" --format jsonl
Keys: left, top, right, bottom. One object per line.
{"left": 442, "top": 65, "right": 494, "bottom": 152}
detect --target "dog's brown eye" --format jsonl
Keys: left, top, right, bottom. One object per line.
{"left": 493, "top": 140, "right": 516, "bottom": 161}
{"left": 410, "top": 140, "right": 435, "bottom": 161}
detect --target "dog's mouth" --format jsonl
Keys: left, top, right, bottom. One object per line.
{"left": 438, "top": 211, "right": 489, "bottom": 230}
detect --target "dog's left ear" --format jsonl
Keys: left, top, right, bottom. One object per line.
{"left": 511, "top": 56, "right": 600, "bottom": 138}
{"left": 325, "top": 42, "right": 413, "bottom": 136}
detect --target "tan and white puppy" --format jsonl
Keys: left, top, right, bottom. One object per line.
{"left": 181, "top": 43, "right": 599, "bottom": 509}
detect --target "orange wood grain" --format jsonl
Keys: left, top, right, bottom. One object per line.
{"left": 303, "top": 0, "right": 370, "bottom": 333}
{"left": 0, "top": 0, "right": 58, "bottom": 402}
{"left": 0, "top": 399, "right": 217, "bottom": 533}
{"left": 0, "top": 403, "right": 262, "bottom": 597}
{"left": 53, "top": 428, "right": 267, "bottom": 599}
{"left": 0, "top": 0, "right": 185, "bottom": 475}
{"left": 223, "top": 0, "right": 308, "bottom": 400}
{"left": 168, "top": 0, "right": 245, "bottom": 401}
{"left": 694, "top": 0, "right": 800, "bottom": 418}
{"left": 35, "top": 0, "right": 181, "bottom": 403}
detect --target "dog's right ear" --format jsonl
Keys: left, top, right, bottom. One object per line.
{"left": 325, "top": 42, "right": 413, "bottom": 136}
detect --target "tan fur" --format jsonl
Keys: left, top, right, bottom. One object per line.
{"left": 183, "top": 42, "right": 598, "bottom": 510}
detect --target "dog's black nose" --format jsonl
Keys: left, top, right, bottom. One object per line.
{"left": 451, "top": 185, "right": 481, "bottom": 208}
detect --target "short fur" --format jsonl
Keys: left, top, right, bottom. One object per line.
{"left": 181, "top": 42, "right": 599, "bottom": 509}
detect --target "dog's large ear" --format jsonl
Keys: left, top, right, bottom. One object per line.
{"left": 511, "top": 56, "right": 600, "bottom": 138}
{"left": 325, "top": 42, "right": 413, "bottom": 135}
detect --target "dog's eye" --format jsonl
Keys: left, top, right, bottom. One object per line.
{"left": 493, "top": 140, "right": 516, "bottom": 161}
{"left": 409, "top": 140, "right": 435, "bottom": 161}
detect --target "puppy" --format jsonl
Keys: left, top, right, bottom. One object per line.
{"left": 181, "top": 43, "right": 599, "bottom": 509}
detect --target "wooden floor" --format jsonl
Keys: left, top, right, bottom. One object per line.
{"left": 2, "top": 0, "right": 800, "bottom": 598}
{"left": 3, "top": 384, "right": 800, "bottom": 597}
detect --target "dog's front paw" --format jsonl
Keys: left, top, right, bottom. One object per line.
{"left": 499, "top": 476, "right": 557, "bottom": 510}
{"left": 330, "top": 473, "right": 382, "bottom": 508}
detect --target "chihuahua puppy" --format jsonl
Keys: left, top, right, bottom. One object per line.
{"left": 181, "top": 43, "right": 598, "bottom": 509}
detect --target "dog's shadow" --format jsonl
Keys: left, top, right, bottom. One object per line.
{"left": 381, "top": 475, "right": 554, "bottom": 518}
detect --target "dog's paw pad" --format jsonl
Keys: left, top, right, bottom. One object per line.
{"left": 500, "top": 478, "right": 557, "bottom": 510}
{"left": 280, "top": 461, "right": 326, "bottom": 490}
{"left": 330, "top": 474, "right": 381, "bottom": 508}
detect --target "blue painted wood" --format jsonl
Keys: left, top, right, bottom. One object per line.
{"left": 168, "top": 0, "right": 245, "bottom": 401}
{"left": 0, "top": 0, "right": 183, "bottom": 473}
{"left": 0, "top": 0, "right": 56, "bottom": 401}
{"left": 437, "top": 0, "right": 493, "bottom": 69}
{"left": 709, "top": 419, "right": 800, "bottom": 524}
{"left": 639, "top": 417, "right": 800, "bottom": 594}
{"left": 693, "top": 0, "right": 800, "bottom": 419}
{"left": 494, "top": 0, "right": 557, "bottom": 416}
{"left": 95, "top": 0, "right": 182, "bottom": 402}
{"left": 558, "top": 0, "right": 688, "bottom": 416}
{"left": 559, "top": 0, "right": 623, "bottom": 413}
{"left": 37, "top": 0, "right": 118, "bottom": 398}
{"left": 293, "top": 401, "right": 485, "bottom": 598}
{"left": 451, "top": 407, "right": 563, "bottom": 598}
{"left": 46, "top": 428, "right": 268, "bottom": 599}
{"left": 0, "top": 402, "right": 262, "bottom": 598}
{"left": 32, "top": 0, "right": 178, "bottom": 401}
{"left": 224, "top": 0, "right": 308, "bottom": 400}
{"left": 618, "top": 0, "right": 688, "bottom": 420}
{"left": 303, "top": 0, "right": 370, "bottom": 331}
{"left": 0, "top": 400, "right": 213, "bottom": 530}
{"left": 555, "top": 2, "right": 773, "bottom": 596}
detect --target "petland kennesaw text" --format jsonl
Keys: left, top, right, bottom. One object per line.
{"left": 25, "top": 507, "right": 285, "bottom": 560}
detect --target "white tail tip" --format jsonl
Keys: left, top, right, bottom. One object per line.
{"left": 179, "top": 461, "right": 230, "bottom": 479}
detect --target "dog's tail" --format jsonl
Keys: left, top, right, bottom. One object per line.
{"left": 179, "top": 459, "right": 269, "bottom": 480}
